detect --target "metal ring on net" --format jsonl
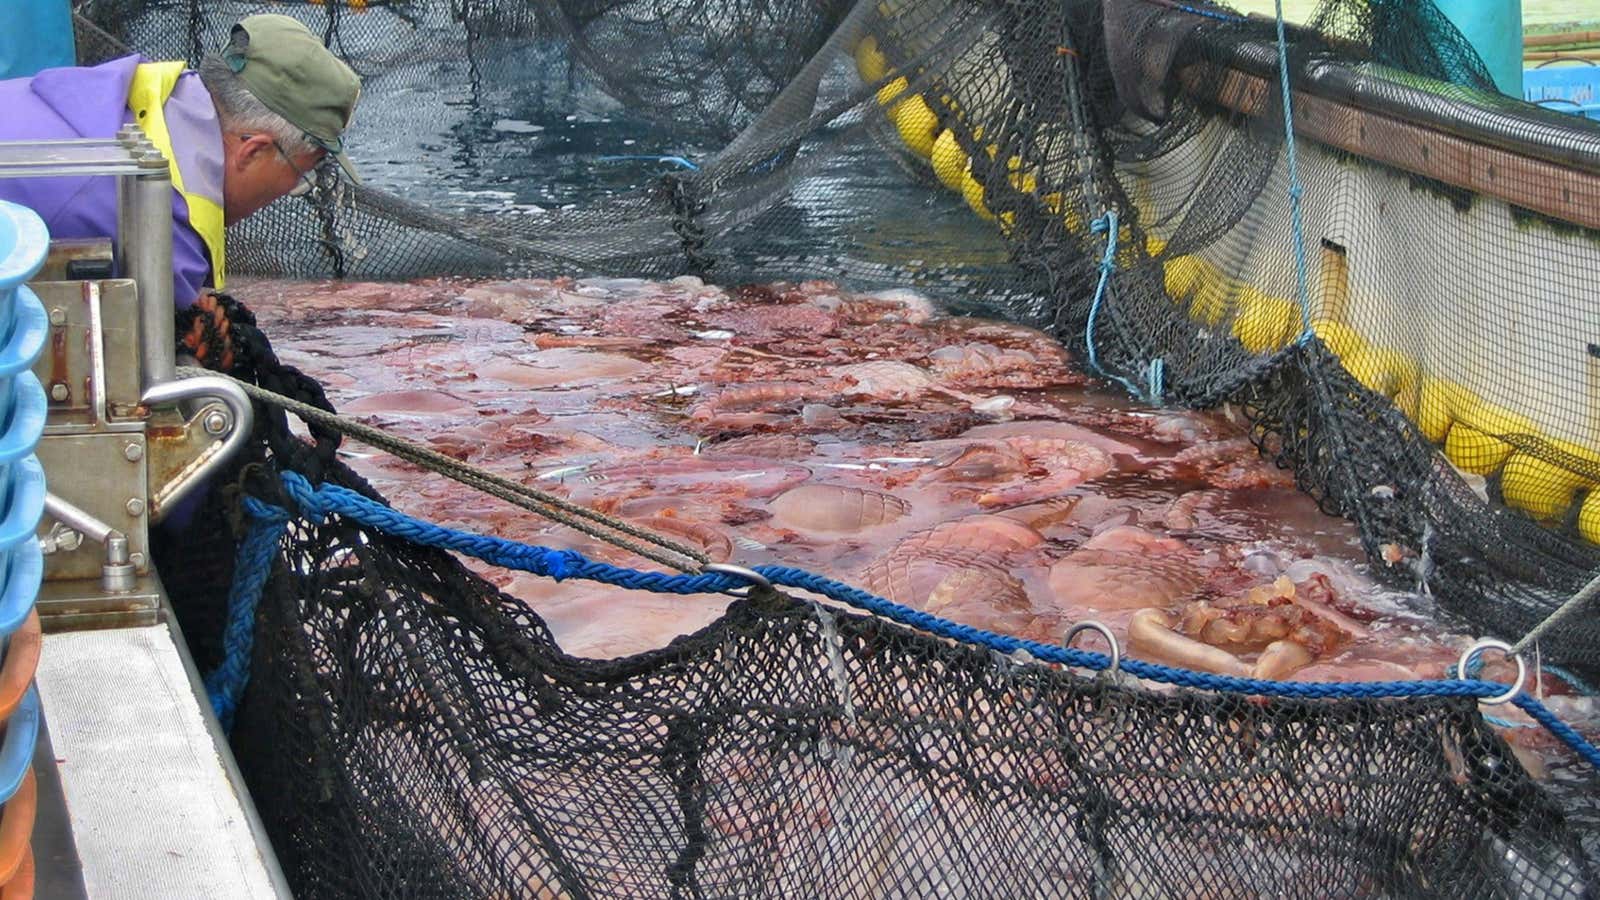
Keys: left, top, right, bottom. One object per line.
{"left": 1063, "top": 621, "right": 1121, "bottom": 674}
{"left": 703, "top": 563, "right": 773, "bottom": 596}
{"left": 1457, "top": 638, "right": 1527, "bottom": 706}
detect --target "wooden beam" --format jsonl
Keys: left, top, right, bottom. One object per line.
{"left": 1525, "top": 30, "right": 1600, "bottom": 48}
{"left": 1524, "top": 48, "right": 1600, "bottom": 61}
{"left": 1183, "top": 65, "right": 1600, "bottom": 230}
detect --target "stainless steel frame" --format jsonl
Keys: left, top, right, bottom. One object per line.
{"left": 1, "top": 130, "right": 254, "bottom": 625}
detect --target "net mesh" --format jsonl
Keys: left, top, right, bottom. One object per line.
{"left": 69, "top": 0, "right": 1600, "bottom": 894}
{"left": 232, "top": 488, "right": 1595, "bottom": 898}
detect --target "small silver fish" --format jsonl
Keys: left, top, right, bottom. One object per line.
{"left": 535, "top": 464, "right": 591, "bottom": 481}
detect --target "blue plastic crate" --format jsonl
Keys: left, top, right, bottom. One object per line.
{"left": 1523, "top": 65, "right": 1600, "bottom": 120}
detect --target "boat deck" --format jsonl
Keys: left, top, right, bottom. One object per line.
{"left": 33, "top": 613, "right": 290, "bottom": 899}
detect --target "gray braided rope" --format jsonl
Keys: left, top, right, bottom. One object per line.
{"left": 1512, "top": 568, "right": 1600, "bottom": 657}
{"left": 179, "top": 367, "right": 711, "bottom": 572}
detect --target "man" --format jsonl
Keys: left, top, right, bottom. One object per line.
{"left": 0, "top": 14, "right": 361, "bottom": 310}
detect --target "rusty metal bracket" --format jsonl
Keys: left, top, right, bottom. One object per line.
{"left": 141, "top": 375, "right": 254, "bottom": 523}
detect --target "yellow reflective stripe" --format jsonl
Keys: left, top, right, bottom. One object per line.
{"left": 127, "top": 62, "right": 227, "bottom": 290}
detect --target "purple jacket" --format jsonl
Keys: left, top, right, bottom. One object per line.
{"left": 0, "top": 55, "right": 222, "bottom": 310}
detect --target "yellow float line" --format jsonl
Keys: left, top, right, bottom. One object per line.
{"left": 854, "top": 36, "right": 1600, "bottom": 541}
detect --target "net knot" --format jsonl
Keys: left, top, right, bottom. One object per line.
{"left": 661, "top": 172, "right": 715, "bottom": 275}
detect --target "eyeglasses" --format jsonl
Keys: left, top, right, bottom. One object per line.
{"left": 240, "top": 133, "right": 321, "bottom": 197}
{"left": 277, "top": 138, "right": 323, "bottom": 197}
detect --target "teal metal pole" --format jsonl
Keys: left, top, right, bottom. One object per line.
{"left": 1432, "top": 0, "right": 1524, "bottom": 97}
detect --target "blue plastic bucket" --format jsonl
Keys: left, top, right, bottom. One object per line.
{"left": 0, "top": 202, "right": 48, "bottom": 348}
{"left": 0, "top": 456, "right": 44, "bottom": 613}
{"left": 0, "top": 289, "right": 48, "bottom": 434}
{"left": 0, "top": 200, "right": 44, "bottom": 801}
{"left": 1523, "top": 65, "right": 1600, "bottom": 120}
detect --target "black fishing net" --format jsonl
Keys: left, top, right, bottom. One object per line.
{"left": 70, "top": 0, "right": 1600, "bottom": 893}
{"left": 232, "top": 498, "right": 1597, "bottom": 899}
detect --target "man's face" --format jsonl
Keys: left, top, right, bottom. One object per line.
{"left": 220, "top": 132, "right": 325, "bottom": 225}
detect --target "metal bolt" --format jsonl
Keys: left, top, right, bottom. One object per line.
{"left": 129, "top": 552, "right": 146, "bottom": 570}
{"left": 202, "top": 410, "right": 230, "bottom": 436}
{"left": 49, "top": 383, "right": 69, "bottom": 402}
{"left": 125, "top": 498, "right": 145, "bottom": 518}
{"left": 123, "top": 442, "right": 143, "bottom": 462}
{"left": 48, "top": 307, "right": 65, "bottom": 326}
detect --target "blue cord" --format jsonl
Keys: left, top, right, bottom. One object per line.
{"left": 1461, "top": 654, "right": 1598, "bottom": 698}
{"left": 597, "top": 155, "right": 699, "bottom": 171}
{"left": 1273, "top": 0, "right": 1314, "bottom": 339}
{"left": 1544, "top": 663, "right": 1599, "bottom": 696}
{"left": 1085, "top": 213, "right": 1164, "bottom": 405}
{"left": 1084, "top": 212, "right": 1155, "bottom": 402}
{"left": 250, "top": 471, "right": 1600, "bottom": 770}
{"left": 1167, "top": 1, "right": 1247, "bottom": 24}
{"left": 205, "top": 497, "right": 292, "bottom": 732}
{"left": 1147, "top": 357, "right": 1165, "bottom": 404}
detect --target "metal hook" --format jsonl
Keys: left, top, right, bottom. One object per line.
{"left": 1457, "top": 638, "right": 1527, "bottom": 706}
{"left": 703, "top": 563, "right": 773, "bottom": 596}
{"left": 1064, "top": 621, "right": 1121, "bottom": 674}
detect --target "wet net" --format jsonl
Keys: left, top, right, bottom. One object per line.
{"left": 236, "top": 483, "right": 1595, "bottom": 898}
{"left": 68, "top": 0, "right": 1600, "bottom": 895}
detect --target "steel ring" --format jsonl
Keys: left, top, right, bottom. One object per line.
{"left": 1063, "top": 621, "right": 1121, "bottom": 674}
{"left": 702, "top": 563, "right": 773, "bottom": 595}
{"left": 1457, "top": 638, "right": 1526, "bottom": 706}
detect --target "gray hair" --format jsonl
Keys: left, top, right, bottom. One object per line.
{"left": 198, "top": 52, "right": 321, "bottom": 159}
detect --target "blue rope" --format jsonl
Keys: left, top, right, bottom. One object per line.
{"left": 1166, "top": 1, "right": 1247, "bottom": 24}
{"left": 1515, "top": 695, "right": 1600, "bottom": 768}
{"left": 204, "top": 496, "right": 292, "bottom": 732}
{"left": 596, "top": 155, "right": 699, "bottom": 171}
{"left": 1146, "top": 357, "right": 1165, "bottom": 405}
{"left": 1544, "top": 663, "right": 1599, "bottom": 696}
{"left": 258, "top": 472, "right": 1600, "bottom": 770}
{"left": 1273, "top": 0, "right": 1314, "bottom": 338}
{"left": 1083, "top": 212, "right": 1155, "bottom": 403}
{"left": 1463, "top": 654, "right": 1597, "bottom": 729}
{"left": 1084, "top": 213, "right": 1163, "bottom": 404}
{"left": 1461, "top": 653, "right": 1598, "bottom": 698}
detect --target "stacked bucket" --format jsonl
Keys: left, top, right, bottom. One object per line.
{"left": 0, "top": 200, "right": 52, "bottom": 897}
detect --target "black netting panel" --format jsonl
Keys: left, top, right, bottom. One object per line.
{"left": 226, "top": 468, "right": 1594, "bottom": 899}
